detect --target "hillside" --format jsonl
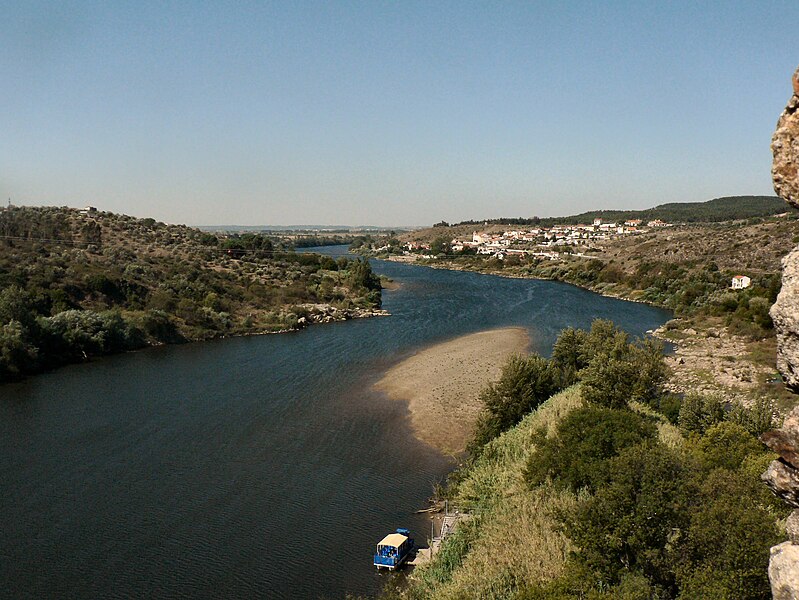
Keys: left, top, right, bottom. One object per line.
{"left": 367, "top": 214, "right": 799, "bottom": 414}
{"left": 452, "top": 195, "right": 789, "bottom": 227}
{"left": 0, "top": 206, "right": 383, "bottom": 382}
{"left": 394, "top": 324, "right": 784, "bottom": 600}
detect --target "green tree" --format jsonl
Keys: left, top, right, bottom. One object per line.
{"left": 561, "top": 443, "right": 695, "bottom": 591}
{"left": 550, "top": 327, "right": 589, "bottom": 387}
{"left": 674, "top": 469, "right": 782, "bottom": 600}
{"left": 470, "top": 354, "right": 560, "bottom": 450}
{"left": 0, "top": 320, "right": 38, "bottom": 379}
{"left": 580, "top": 331, "right": 666, "bottom": 409}
{"left": 678, "top": 393, "right": 725, "bottom": 436}
{"left": 525, "top": 406, "right": 657, "bottom": 492}
{"left": 430, "top": 236, "right": 451, "bottom": 256}
{"left": 693, "top": 422, "right": 764, "bottom": 471}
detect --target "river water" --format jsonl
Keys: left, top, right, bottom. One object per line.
{"left": 0, "top": 247, "right": 670, "bottom": 599}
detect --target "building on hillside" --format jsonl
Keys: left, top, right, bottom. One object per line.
{"left": 731, "top": 275, "right": 751, "bottom": 290}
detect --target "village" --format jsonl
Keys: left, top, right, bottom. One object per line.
{"left": 399, "top": 218, "right": 673, "bottom": 261}
{"left": 392, "top": 217, "right": 759, "bottom": 292}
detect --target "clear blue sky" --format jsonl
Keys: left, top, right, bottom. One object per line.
{"left": 1, "top": 1, "right": 797, "bottom": 226}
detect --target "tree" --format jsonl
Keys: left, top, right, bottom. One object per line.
{"left": 525, "top": 406, "right": 657, "bottom": 492}
{"left": 678, "top": 393, "right": 725, "bottom": 436}
{"left": 674, "top": 469, "right": 782, "bottom": 600}
{"left": 430, "top": 237, "right": 451, "bottom": 256}
{"left": 470, "top": 354, "right": 560, "bottom": 450}
{"left": 550, "top": 327, "right": 590, "bottom": 386}
{"left": 0, "top": 320, "right": 38, "bottom": 379}
{"left": 561, "top": 443, "right": 695, "bottom": 591}
{"left": 580, "top": 332, "right": 667, "bottom": 409}
{"left": 694, "top": 422, "right": 764, "bottom": 471}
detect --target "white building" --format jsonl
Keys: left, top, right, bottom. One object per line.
{"left": 731, "top": 275, "right": 751, "bottom": 290}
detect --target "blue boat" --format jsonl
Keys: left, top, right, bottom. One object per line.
{"left": 374, "top": 528, "right": 414, "bottom": 570}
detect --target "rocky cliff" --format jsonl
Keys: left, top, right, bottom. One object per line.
{"left": 771, "top": 68, "right": 799, "bottom": 392}
{"left": 765, "top": 66, "right": 799, "bottom": 598}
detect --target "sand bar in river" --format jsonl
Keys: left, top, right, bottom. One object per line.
{"left": 374, "top": 327, "right": 530, "bottom": 455}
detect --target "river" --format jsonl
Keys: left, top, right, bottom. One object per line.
{"left": 0, "top": 247, "right": 670, "bottom": 599}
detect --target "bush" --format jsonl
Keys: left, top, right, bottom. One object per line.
{"left": 525, "top": 406, "right": 657, "bottom": 492}
{"left": 550, "top": 327, "right": 589, "bottom": 387}
{"left": 693, "top": 422, "right": 765, "bottom": 471}
{"left": 678, "top": 393, "right": 725, "bottom": 435}
{"left": 469, "top": 354, "right": 561, "bottom": 451}
{"left": 580, "top": 335, "right": 667, "bottom": 409}
{"left": 674, "top": 469, "right": 782, "bottom": 600}
{"left": 559, "top": 443, "right": 694, "bottom": 590}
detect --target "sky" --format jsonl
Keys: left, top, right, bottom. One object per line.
{"left": 1, "top": 1, "right": 797, "bottom": 227}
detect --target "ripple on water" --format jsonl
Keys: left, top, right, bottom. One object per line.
{"left": 0, "top": 249, "right": 670, "bottom": 599}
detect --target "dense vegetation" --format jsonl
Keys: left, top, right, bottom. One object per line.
{"left": 453, "top": 196, "right": 790, "bottom": 227}
{"left": 395, "top": 321, "right": 784, "bottom": 600}
{"left": 0, "top": 206, "right": 382, "bottom": 382}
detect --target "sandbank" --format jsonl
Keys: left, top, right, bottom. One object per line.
{"left": 374, "top": 327, "right": 530, "bottom": 455}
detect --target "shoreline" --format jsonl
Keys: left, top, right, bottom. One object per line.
{"left": 381, "top": 254, "right": 660, "bottom": 308}
{"left": 374, "top": 327, "right": 530, "bottom": 455}
{"left": 379, "top": 255, "right": 789, "bottom": 412}
{"left": 1, "top": 305, "right": 390, "bottom": 385}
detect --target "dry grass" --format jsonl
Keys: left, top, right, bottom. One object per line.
{"left": 406, "top": 387, "right": 584, "bottom": 599}
{"left": 628, "top": 400, "right": 684, "bottom": 449}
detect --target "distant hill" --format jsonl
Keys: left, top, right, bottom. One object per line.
{"left": 455, "top": 196, "right": 790, "bottom": 226}
{"left": 0, "top": 206, "right": 382, "bottom": 382}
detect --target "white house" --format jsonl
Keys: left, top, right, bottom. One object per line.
{"left": 731, "top": 275, "right": 751, "bottom": 290}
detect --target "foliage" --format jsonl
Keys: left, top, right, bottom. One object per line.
{"left": 405, "top": 321, "right": 784, "bottom": 600}
{"left": 469, "top": 354, "right": 562, "bottom": 451}
{"left": 678, "top": 393, "right": 775, "bottom": 438}
{"left": 549, "top": 327, "right": 589, "bottom": 387}
{"left": 0, "top": 206, "right": 382, "bottom": 382}
{"left": 560, "top": 443, "right": 695, "bottom": 591}
{"left": 524, "top": 406, "right": 657, "bottom": 492}
{"left": 692, "top": 422, "right": 764, "bottom": 471}
{"left": 673, "top": 469, "right": 782, "bottom": 599}
{"left": 580, "top": 324, "right": 668, "bottom": 409}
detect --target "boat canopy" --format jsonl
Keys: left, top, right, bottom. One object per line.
{"left": 377, "top": 533, "right": 408, "bottom": 548}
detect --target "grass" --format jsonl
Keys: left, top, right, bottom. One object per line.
{"left": 404, "top": 387, "right": 583, "bottom": 599}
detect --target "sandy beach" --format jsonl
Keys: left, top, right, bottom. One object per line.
{"left": 374, "top": 327, "right": 530, "bottom": 455}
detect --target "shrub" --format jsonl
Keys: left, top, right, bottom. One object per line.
{"left": 550, "top": 327, "right": 589, "bottom": 387}
{"left": 525, "top": 406, "right": 657, "bottom": 492}
{"left": 674, "top": 469, "right": 782, "bottom": 600}
{"left": 559, "top": 443, "right": 695, "bottom": 591}
{"left": 580, "top": 335, "right": 667, "bottom": 409}
{"left": 678, "top": 393, "right": 725, "bottom": 435}
{"left": 469, "top": 354, "right": 561, "bottom": 451}
{"left": 693, "top": 422, "right": 765, "bottom": 471}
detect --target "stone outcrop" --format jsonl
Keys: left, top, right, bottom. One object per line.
{"left": 772, "top": 67, "right": 799, "bottom": 392}
{"left": 766, "top": 65, "right": 799, "bottom": 599}
{"left": 772, "top": 67, "right": 799, "bottom": 208}
{"left": 772, "top": 253, "right": 799, "bottom": 392}
{"left": 762, "top": 406, "right": 799, "bottom": 504}
{"left": 771, "top": 542, "right": 799, "bottom": 600}
{"left": 762, "top": 405, "right": 799, "bottom": 596}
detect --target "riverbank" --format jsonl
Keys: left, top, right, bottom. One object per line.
{"left": 382, "top": 255, "right": 796, "bottom": 415}
{"left": 374, "top": 328, "right": 530, "bottom": 455}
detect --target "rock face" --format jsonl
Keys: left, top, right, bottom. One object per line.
{"left": 766, "top": 65, "right": 799, "bottom": 600}
{"left": 772, "top": 250, "right": 799, "bottom": 392}
{"left": 762, "top": 407, "right": 799, "bottom": 507}
{"left": 771, "top": 542, "right": 799, "bottom": 600}
{"left": 772, "top": 67, "right": 799, "bottom": 391}
{"left": 772, "top": 67, "right": 799, "bottom": 208}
